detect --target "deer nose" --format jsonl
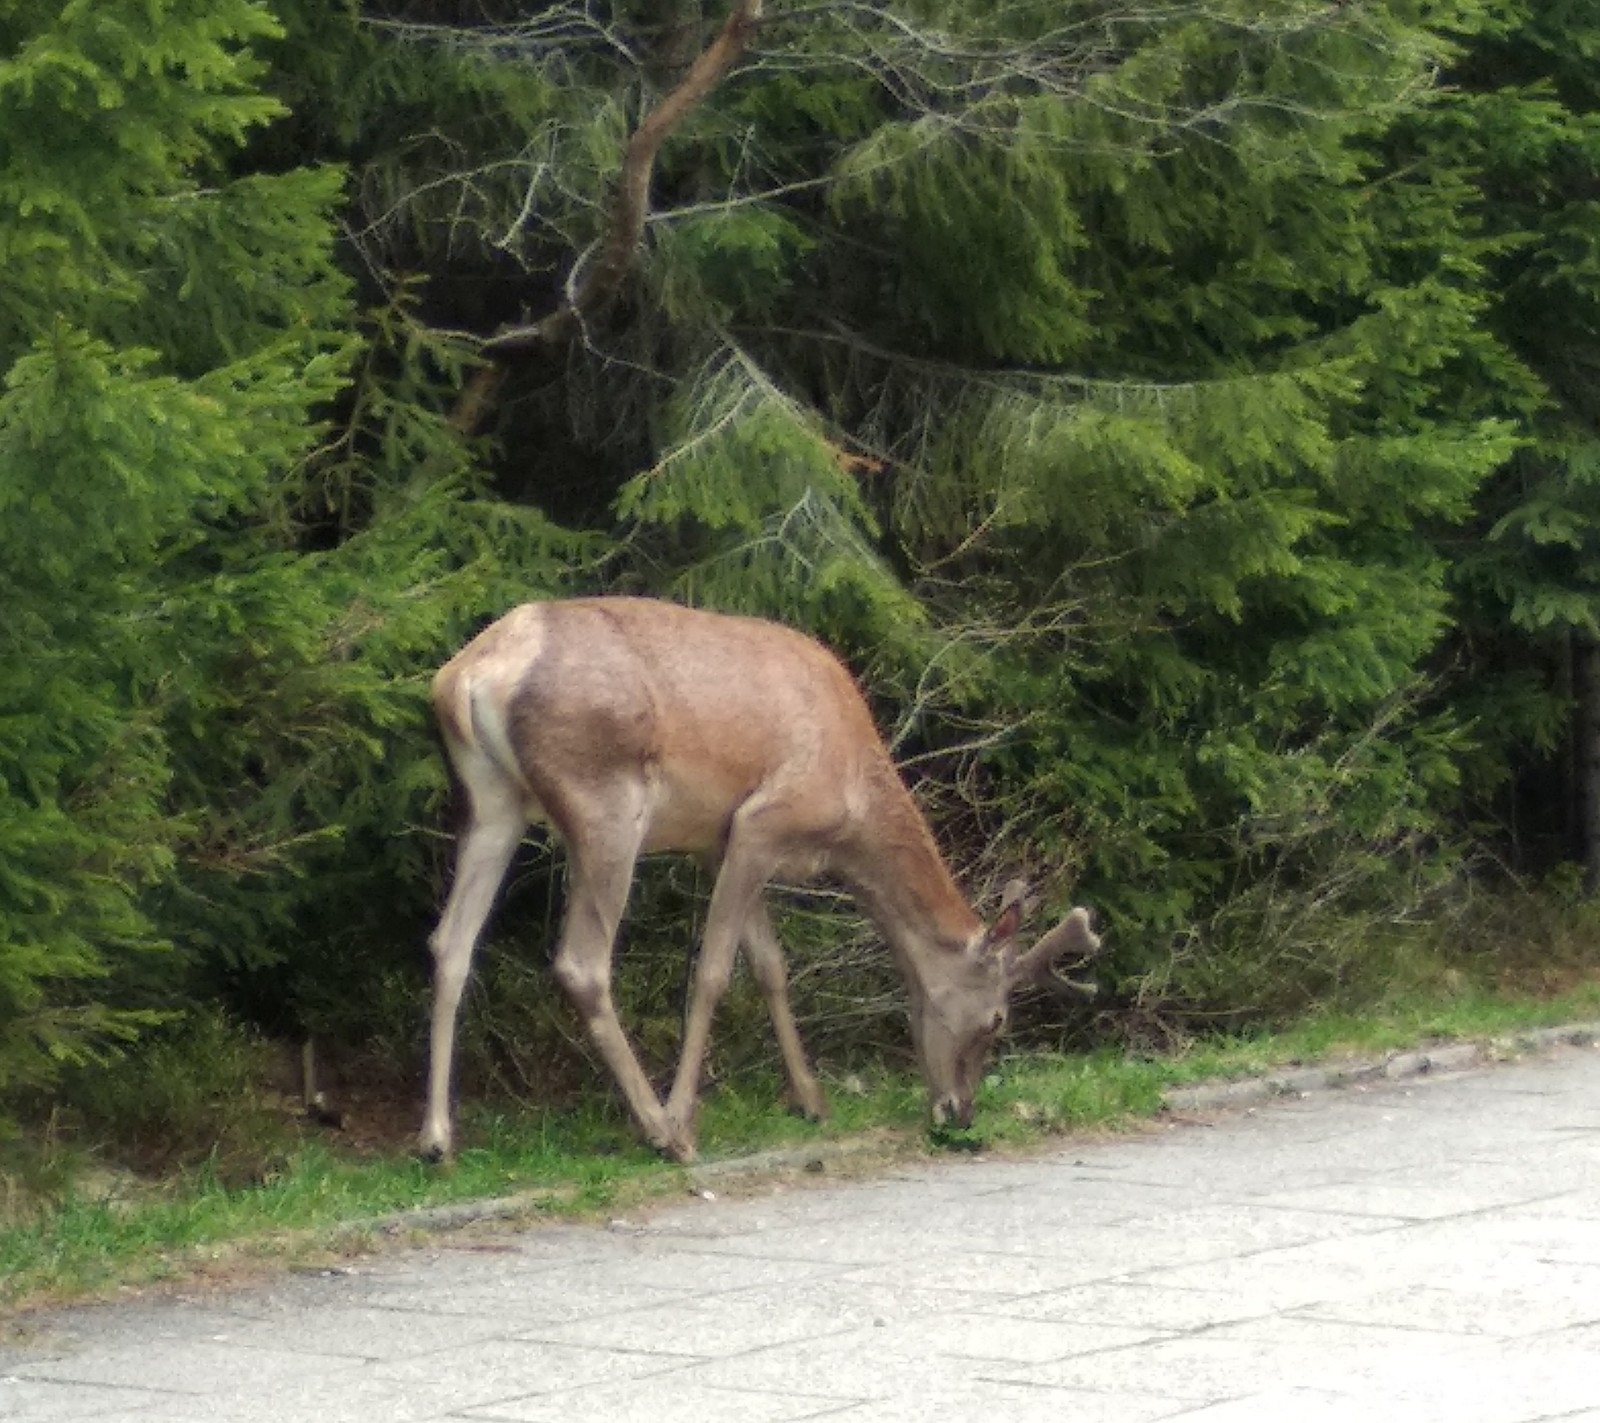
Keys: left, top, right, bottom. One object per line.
{"left": 932, "top": 1095, "right": 973, "bottom": 1129}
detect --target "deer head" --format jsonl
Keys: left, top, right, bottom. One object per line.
{"left": 906, "top": 884, "right": 1104, "bottom": 1130}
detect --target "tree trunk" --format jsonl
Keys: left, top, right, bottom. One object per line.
{"left": 1573, "top": 629, "right": 1600, "bottom": 894}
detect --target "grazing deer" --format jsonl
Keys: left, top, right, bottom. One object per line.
{"left": 419, "top": 597, "right": 1102, "bottom": 1163}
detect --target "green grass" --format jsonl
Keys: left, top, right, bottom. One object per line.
{"left": 4, "top": 977, "right": 1600, "bottom": 1316}
{"left": 1167, "top": 977, "right": 1600, "bottom": 1080}
{"left": 0, "top": 1107, "right": 662, "bottom": 1310}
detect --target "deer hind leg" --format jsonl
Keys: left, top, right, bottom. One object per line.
{"left": 419, "top": 782, "right": 526, "bottom": 1161}
{"left": 741, "top": 902, "right": 827, "bottom": 1122}
{"left": 662, "top": 817, "right": 783, "bottom": 1160}
{"left": 548, "top": 784, "right": 675, "bottom": 1157}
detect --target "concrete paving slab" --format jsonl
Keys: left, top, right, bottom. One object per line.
{"left": 682, "top": 1345, "right": 1179, "bottom": 1415}
{"left": 513, "top": 1277, "right": 990, "bottom": 1356}
{"left": 1158, "top": 1387, "right": 1415, "bottom": 1423}
{"left": 1297, "top": 1279, "right": 1600, "bottom": 1338}
{"left": 351, "top": 1267, "right": 698, "bottom": 1322}
{"left": 1079, "top": 1202, "right": 1412, "bottom": 1260}
{"left": 82, "top": 1367, "right": 531, "bottom": 1423}
{"left": 1254, "top": 1168, "right": 1574, "bottom": 1220}
{"left": 455, "top": 1377, "right": 850, "bottom": 1422}
{"left": 828, "top": 1243, "right": 1137, "bottom": 1294}
{"left": 1000, "top": 1333, "right": 1301, "bottom": 1402}
{"left": 820, "top": 1377, "right": 1188, "bottom": 1423}
{"left": 0, "top": 1378, "right": 171, "bottom": 1420}
{"left": 15, "top": 1337, "right": 367, "bottom": 1393}
{"left": 364, "top": 1336, "right": 695, "bottom": 1400}
{"left": 187, "top": 1302, "right": 525, "bottom": 1359}
{"left": 1341, "top": 1346, "right": 1600, "bottom": 1423}
{"left": 977, "top": 1279, "right": 1282, "bottom": 1332}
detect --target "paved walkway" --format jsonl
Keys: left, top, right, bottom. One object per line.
{"left": 5, "top": 1042, "right": 1600, "bottom": 1422}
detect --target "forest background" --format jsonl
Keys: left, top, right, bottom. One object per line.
{"left": 4, "top": 0, "right": 1600, "bottom": 1165}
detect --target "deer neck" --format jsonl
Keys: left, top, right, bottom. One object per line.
{"left": 838, "top": 773, "right": 982, "bottom": 975}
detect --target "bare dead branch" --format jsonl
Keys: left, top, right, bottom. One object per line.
{"left": 443, "top": 0, "right": 762, "bottom": 437}
{"left": 471, "top": 0, "right": 764, "bottom": 364}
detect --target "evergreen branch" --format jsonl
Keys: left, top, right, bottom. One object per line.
{"left": 743, "top": 321, "right": 1182, "bottom": 397}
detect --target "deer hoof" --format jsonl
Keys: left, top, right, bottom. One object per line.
{"left": 785, "top": 1085, "right": 829, "bottom": 1123}
{"left": 641, "top": 1124, "right": 693, "bottom": 1164}
{"left": 416, "top": 1134, "right": 452, "bottom": 1166}
{"left": 655, "top": 1114, "right": 698, "bottom": 1164}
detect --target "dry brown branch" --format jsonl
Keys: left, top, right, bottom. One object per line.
{"left": 449, "top": 0, "right": 764, "bottom": 437}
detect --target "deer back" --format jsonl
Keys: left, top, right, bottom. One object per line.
{"left": 432, "top": 599, "right": 929, "bottom": 875}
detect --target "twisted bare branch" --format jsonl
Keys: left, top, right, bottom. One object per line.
{"left": 447, "top": 0, "right": 763, "bottom": 435}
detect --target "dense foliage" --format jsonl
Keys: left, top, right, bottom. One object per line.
{"left": 3, "top": 0, "right": 1599, "bottom": 1131}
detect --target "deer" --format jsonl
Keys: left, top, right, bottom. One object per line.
{"left": 418, "top": 596, "right": 1103, "bottom": 1164}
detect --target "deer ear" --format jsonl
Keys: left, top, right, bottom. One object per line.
{"left": 981, "top": 901, "right": 1023, "bottom": 953}
{"left": 1004, "top": 907, "right": 1103, "bottom": 987}
{"left": 980, "top": 879, "right": 1031, "bottom": 954}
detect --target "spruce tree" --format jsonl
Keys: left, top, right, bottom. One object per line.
{"left": 0, "top": 0, "right": 352, "bottom": 1098}
{"left": 1432, "top": 3, "right": 1600, "bottom": 882}
{"left": 274, "top": 0, "right": 1533, "bottom": 1029}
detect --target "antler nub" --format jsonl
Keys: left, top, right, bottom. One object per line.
{"left": 1006, "top": 906, "right": 1104, "bottom": 990}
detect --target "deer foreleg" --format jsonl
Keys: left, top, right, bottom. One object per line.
{"left": 420, "top": 806, "right": 525, "bottom": 1160}
{"left": 662, "top": 838, "right": 776, "bottom": 1159}
{"left": 741, "top": 902, "right": 826, "bottom": 1122}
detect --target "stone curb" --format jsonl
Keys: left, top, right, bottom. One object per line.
{"left": 1160, "top": 1019, "right": 1600, "bottom": 1115}
{"left": 344, "top": 1188, "right": 579, "bottom": 1239}
{"left": 339, "top": 1019, "right": 1600, "bottom": 1240}
{"left": 336, "top": 1133, "right": 926, "bottom": 1243}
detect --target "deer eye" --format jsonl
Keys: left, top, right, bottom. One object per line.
{"left": 989, "top": 1010, "right": 1006, "bottom": 1035}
